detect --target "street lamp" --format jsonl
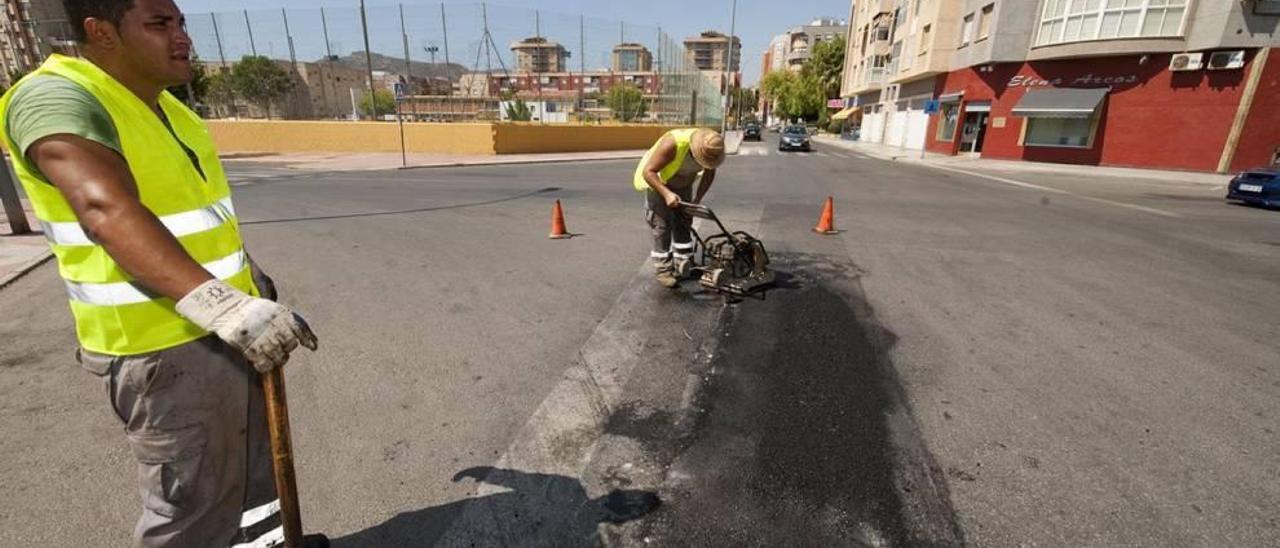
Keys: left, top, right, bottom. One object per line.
{"left": 721, "top": 0, "right": 738, "bottom": 134}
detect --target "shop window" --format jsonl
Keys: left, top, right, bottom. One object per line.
{"left": 1023, "top": 116, "right": 1097, "bottom": 148}
{"left": 936, "top": 102, "right": 959, "bottom": 141}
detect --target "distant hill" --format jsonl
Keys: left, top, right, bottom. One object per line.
{"left": 323, "top": 51, "right": 468, "bottom": 81}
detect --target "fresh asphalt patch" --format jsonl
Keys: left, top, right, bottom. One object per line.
{"left": 429, "top": 199, "right": 966, "bottom": 546}
{"left": 609, "top": 204, "right": 964, "bottom": 547}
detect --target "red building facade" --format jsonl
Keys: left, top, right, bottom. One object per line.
{"left": 925, "top": 48, "right": 1280, "bottom": 173}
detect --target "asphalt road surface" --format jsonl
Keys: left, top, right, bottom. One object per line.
{"left": 1, "top": 133, "right": 1277, "bottom": 547}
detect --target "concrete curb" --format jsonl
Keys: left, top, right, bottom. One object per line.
{"left": 0, "top": 248, "right": 52, "bottom": 291}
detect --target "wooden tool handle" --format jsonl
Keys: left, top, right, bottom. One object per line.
{"left": 263, "top": 368, "right": 304, "bottom": 548}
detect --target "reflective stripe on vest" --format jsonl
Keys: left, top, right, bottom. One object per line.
{"left": 40, "top": 197, "right": 235, "bottom": 246}
{"left": 632, "top": 128, "right": 698, "bottom": 192}
{"left": 65, "top": 250, "right": 247, "bottom": 306}
{"left": 0, "top": 55, "right": 257, "bottom": 355}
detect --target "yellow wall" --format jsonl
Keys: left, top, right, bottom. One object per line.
{"left": 207, "top": 120, "right": 683, "bottom": 156}
{"left": 207, "top": 120, "right": 496, "bottom": 155}
{"left": 492, "top": 124, "right": 680, "bottom": 154}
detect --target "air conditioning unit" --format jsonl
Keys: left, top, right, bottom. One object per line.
{"left": 1168, "top": 52, "right": 1203, "bottom": 71}
{"left": 1207, "top": 50, "right": 1246, "bottom": 70}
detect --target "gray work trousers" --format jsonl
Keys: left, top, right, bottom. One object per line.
{"left": 645, "top": 186, "right": 695, "bottom": 274}
{"left": 79, "top": 337, "right": 281, "bottom": 548}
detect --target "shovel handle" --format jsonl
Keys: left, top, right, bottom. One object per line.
{"left": 263, "top": 368, "right": 304, "bottom": 548}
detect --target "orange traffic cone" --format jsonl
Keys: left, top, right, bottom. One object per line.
{"left": 813, "top": 196, "right": 838, "bottom": 235}
{"left": 548, "top": 200, "right": 572, "bottom": 239}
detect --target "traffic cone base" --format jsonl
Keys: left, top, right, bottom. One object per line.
{"left": 549, "top": 199, "right": 572, "bottom": 239}
{"left": 813, "top": 196, "right": 839, "bottom": 235}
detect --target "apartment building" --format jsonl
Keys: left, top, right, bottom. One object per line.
{"left": 684, "top": 31, "right": 742, "bottom": 72}
{"left": 761, "top": 17, "right": 848, "bottom": 123}
{"left": 612, "top": 43, "right": 653, "bottom": 72}
{"left": 842, "top": 0, "right": 963, "bottom": 150}
{"left": 511, "top": 37, "right": 570, "bottom": 73}
{"left": 781, "top": 18, "right": 848, "bottom": 72}
{"left": 0, "top": 0, "right": 75, "bottom": 87}
{"left": 763, "top": 34, "right": 789, "bottom": 75}
{"left": 843, "top": 0, "right": 1279, "bottom": 172}
{"left": 926, "top": 0, "right": 1279, "bottom": 172}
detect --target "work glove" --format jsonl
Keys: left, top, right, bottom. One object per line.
{"left": 176, "top": 279, "right": 318, "bottom": 373}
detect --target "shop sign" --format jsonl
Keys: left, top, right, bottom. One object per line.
{"left": 1008, "top": 73, "right": 1139, "bottom": 88}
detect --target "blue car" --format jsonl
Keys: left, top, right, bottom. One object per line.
{"left": 1226, "top": 168, "right": 1280, "bottom": 208}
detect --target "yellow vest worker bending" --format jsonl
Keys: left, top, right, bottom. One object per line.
{"left": 633, "top": 128, "right": 726, "bottom": 288}
{"left": 0, "top": 0, "right": 324, "bottom": 545}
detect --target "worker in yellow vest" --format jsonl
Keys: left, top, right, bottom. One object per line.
{"left": 632, "top": 128, "right": 725, "bottom": 287}
{"left": 0, "top": 0, "right": 324, "bottom": 546}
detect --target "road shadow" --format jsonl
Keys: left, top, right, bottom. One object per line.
{"left": 242, "top": 187, "right": 562, "bottom": 226}
{"left": 637, "top": 251, "right": 966, "bottom": 546}
{"left": 332, "top": 466, "right": 660, "bottom": 548}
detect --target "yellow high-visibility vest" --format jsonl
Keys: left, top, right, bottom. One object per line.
{"left": 0, "top": 55, "right": 258, "bottom": 356}
{"left": 632, "top": 128, "right": 699, "bottom": 192}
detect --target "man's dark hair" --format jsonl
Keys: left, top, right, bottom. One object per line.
{"left": 63, "top": 0, "right": 135, "bottom": 43}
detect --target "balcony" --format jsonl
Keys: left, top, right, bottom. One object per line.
{"left": 785, "top": 49, "right": 811, "bottom": 64}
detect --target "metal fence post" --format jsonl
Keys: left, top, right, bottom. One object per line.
{"left": 282, "top": 8, "right": 296, "bottom": 70}
{"left": 0, "top": 160, "right": 30, "bottom": 235}
{"left": 359, "top": 0, "right": 376, "bottom": 121}
{"left": 211, "top": 12, "right": 226, "bottom": 66}
{"left": 579, "top": 16, "right": 586, "bottom": 121}
{"left": 399, "top": 4, "right": 415, "bottom": 119}
{"left": 440, "top": 3, "right": 452, "bottom": 122}
{"left": 244, "top": 10, "right": 256, "bottom": 56}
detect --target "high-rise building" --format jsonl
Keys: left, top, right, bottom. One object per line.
{"left": 683, "top": 31, "right": 741, "bottom": 72}
{"left": 841, "top": 0, "right": 1280, "bottom": 172}
{"left": 510, "top": 37, "right": 570, "bottom": 73}
{"left": 782, "top": 17, "right": 847, "bottom": 72}
{"left": 0, "top": 0, "right": 76, "bottom": 87}
{"left": 612, "top": 43, "right": 653, "bottom": 72}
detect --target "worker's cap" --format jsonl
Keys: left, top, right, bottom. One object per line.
{"left": 690, "top": 129, "right": 726, "bottom": 170}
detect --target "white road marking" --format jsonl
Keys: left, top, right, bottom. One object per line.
{"left": 927, "top": 164, "right": 1182, "bottom": 218}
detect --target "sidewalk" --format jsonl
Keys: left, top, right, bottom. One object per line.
{"left": 0, "top": 198, "right": 51, "bottom": 290}
{"left": 220, "top": 149, "right": 649, "bottom": 172}
{"left": 813, "top": 134, "right": 1232, "bottom": 187}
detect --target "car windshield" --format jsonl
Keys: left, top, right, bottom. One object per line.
{"left": 784, "top": 127, "right": 807, "bottom": 135}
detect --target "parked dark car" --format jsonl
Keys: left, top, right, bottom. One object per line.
{"left": 1225, "top": 168, "right": 1280, "bottom": 208}
{"left": 778, "top": 125, "right": 811, "bottom": 152}
{"left": 743, "top": 123, "right": 761, "bottom": 141}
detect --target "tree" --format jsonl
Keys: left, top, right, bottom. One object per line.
{"left": 358, "top": 89, "right": 396, "bottom": 118}
{"left": 802, "top": 35, "right": 845, "bottom": 100}
{"left": 606, "top": 85, "right": 647, "bottom": 122}
{"left": 167, "top": 53, "right": 209, "bottom": 107}
{"left": 229, "top": 55, "right": 293, "bottom": 119}
{"left": 205, "top": 69, "right": 237, "bottom": 118}
{"left": 504, "top": 98, "right": 532, "bottom": 121}
{"left": 729, "top": 87, "right": 757, "bottom": 116}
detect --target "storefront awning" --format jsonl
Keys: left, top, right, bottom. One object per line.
{"left": 938, "top": 91, "right": 964, "bottom": 103}
{"left": 831, "top": 107, "right": 858, "bottom": 121}
{"left": 1012, "top": 88, "right": 1109, "bottom": 119}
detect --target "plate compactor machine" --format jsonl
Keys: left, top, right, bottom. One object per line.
{"left": 674, "top": 202, "right": 775, "bottom": 300}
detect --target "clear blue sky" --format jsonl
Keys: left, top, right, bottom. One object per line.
{"left": 174, "top": 0, "right": 850, "bottom": 85}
